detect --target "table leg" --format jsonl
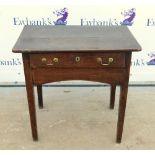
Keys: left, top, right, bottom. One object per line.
{"left": 37, "top": 85, "right": 43, "bottom": 109}
{"left": 116, "top": 83, "right": 128, "bottom": 143}
{"left": 110, "top": 84, "right": 116, "bottom": 109}
{"left": 22, "top": 54, "right": 38, "bottom": 141}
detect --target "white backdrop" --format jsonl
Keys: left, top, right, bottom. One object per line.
{"left": 0, "top": 5, "right": 155, "bottom": 84}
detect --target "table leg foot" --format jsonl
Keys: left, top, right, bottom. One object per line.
{"left": 116, "top": 136, "right": 122, "bottom": 143}
{"left": 31, "top": 122, "right": 38, "bottom": 141}
{"left": 33, "top": 135, "right": 38, "bottom": 141}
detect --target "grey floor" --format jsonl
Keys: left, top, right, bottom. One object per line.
{"left": 0, "top": 86, "right": 155, "bottom": 149}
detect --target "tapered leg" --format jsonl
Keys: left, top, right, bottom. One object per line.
{"left": 116, "top": 52, "right": 132, "bottom": 143}
{"left": 110, "top": 84, "right": 116, "bottom": 109}
{"left": 116, "top": 84, "right": 128, "bottom": 143}
{"left": 37, "top": 85, "right": 43, "bottom": 109}
{"left": 23, "top": 54, "right": 38, "bottom": 141}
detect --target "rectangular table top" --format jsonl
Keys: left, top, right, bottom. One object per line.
{"left": 12, "top": 26, "right": 141, "bottom": 53}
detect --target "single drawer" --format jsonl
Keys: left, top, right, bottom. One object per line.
{"left": 30, "top": 52, "right": 125, "bottom": 68}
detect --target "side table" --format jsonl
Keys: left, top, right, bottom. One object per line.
{"left": 12, "top": 26, "right": 141, "bottom": 143}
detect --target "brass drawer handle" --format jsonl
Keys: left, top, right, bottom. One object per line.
{"left": 41, "top": 57, "right": 59, "bottom": 66}
{"left": 97, "top": 57, "right": 114, "bottom": 66}
{"left": 47, "top": 63, "right": 54, "bottom": 66}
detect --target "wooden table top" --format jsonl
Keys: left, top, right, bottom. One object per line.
{"left": 12, "top": 26, "right": 141, "bottom": 53}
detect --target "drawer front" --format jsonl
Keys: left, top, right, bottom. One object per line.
{"left": 30, "top": 52, "right": 125, "bottom": 68}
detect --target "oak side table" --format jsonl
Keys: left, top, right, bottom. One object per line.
{"left": 12, "top": 26, "right": 141, "bottom": 143}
